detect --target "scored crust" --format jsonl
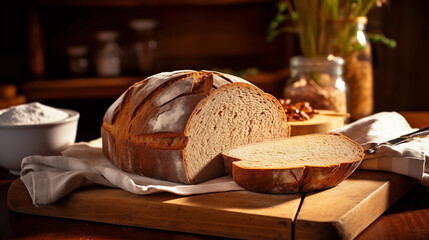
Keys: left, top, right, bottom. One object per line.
{"left": 222, "top": 133, "right": 364, "bottom": 193}
{"left": 101, "top": 70, "right": 290, "bottom": 184}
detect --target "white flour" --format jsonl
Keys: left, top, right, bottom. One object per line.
{"left": 0, "top": 102, "right": 69, "bottom": 125}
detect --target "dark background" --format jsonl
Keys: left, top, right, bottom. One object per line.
{"left": 1, "top": 0, "right": 428, "bottom": 140}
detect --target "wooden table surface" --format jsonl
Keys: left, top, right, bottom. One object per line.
{"left": 1, "top": 112, "right": 429, "bottom": 240}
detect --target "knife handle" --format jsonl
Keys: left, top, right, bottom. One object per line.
{"left": 403, "top": 126, "right": 429, "bottom": 139}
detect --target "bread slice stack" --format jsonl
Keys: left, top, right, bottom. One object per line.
{"left": 101, "top": 70, "right": 290, "bottom": 184}
{"left": 222, "top": 133, "right": 364, "bottom": 193}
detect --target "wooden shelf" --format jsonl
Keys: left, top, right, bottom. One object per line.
{"left": 21, "top": 69, "right": 289, "bottom": 101}
{"left": 23, "top": 77, "right": 142, "bottom": 101}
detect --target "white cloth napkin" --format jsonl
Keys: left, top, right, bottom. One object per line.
{"left": 335, "top": 111, "right": 429, "bottom": 187}
{"left": 20, "top": 111, "right": 428, "bottom": 206}
{"left": 20, "top": 139, "right": 244, "bottom": 206}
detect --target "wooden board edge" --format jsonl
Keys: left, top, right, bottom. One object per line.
{"left": 342, "top": 173, "right": 417, "bottom": 239}
{"left": 7, "top": 179, "right": 294, "bottom": 240}
{"left": 294, "top": 171, "right": 418, "bottom": 240}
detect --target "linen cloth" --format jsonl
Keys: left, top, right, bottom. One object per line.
{"left": 21, "top": 111, "right": 428, "bottom": 205}
{"left": 334, "top": 111, "right": 429, "bottom": 187}
{"left": 20, "top": 139, "right": 244, "bottom": 206}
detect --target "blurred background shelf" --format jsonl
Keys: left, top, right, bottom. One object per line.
{"left": 34, "top": 0, "right": 275, "bottom": 7}
{"left": 23, "top": 77, "right": 141, "bottom": 101}
{"left": 26, "top": 0, "right": 291, "bottom": 85}
{"left": 22, "top": 69, "right": 290, "bottom": 101}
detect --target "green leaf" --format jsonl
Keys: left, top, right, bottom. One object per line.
{"left": 290, "top": 12, "right": 299, "bottom": 21}
{"left": 367, "top": 33, "right": 397, "bottom": 48}
{"left": 278, "top": 2, "right": 287, "bottom": 13}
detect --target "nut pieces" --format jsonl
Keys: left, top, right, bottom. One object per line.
{"left": 279, "top": 98, "right": 318, "bottom": 121}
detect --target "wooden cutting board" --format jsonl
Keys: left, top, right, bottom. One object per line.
{"left": 7, "top": 170, "right": 416, "bottom": 240}
{"left": 288, "top": 112, "right": 346, "bottom": 136}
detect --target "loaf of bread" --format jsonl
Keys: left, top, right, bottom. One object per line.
{"left": 101, "top": 70, "right": 290, "bottom": 184}
{"left": 222, "top": 133, "right": 364, "bottom": 193}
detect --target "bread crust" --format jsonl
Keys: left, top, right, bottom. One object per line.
{"left": 223, "top": 133, "right": 364, "bottom": 193}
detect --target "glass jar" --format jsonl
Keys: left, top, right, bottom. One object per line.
{"left": 322, "top": 17, "right": 373, "bottom": 120}
{"left": 284, "top": 55, "right": 348, "bottom": 113}
{"left": 129, "top": 19, "right": 158, "bottom": 73}
{"left": 343, "top": 17, "right": 373, "bottom": 121}
{"left": 95, "top": 30, "right": 122, "bottom": 77}
{"left": 66, "top": 45, "right": 89, "bottom": 76}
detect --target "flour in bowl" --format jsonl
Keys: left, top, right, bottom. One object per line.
{"left": 0, "top": 102, "right": 69, "bottom": 125}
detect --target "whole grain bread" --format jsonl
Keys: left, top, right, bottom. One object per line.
{"left": 222, "top": 133, "right": 364, "bottom": 193}
{"left": 101, "top": 70, "right": 290, "bottom": 184}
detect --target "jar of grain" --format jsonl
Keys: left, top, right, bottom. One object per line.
{"left": 322, "top": 17, "right": 373, "bottom": 121}
{"left": 284, "top": 55, "right": 348, "bottom": 114}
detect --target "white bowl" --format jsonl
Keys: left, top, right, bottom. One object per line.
{"left": 0, "top": 109, "right": 79, "bottom": 175}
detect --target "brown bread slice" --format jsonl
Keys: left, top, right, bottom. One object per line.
{"left": 222, "top": 133, "right": 364, "bottom": 193}
{"left": 101, "top": 70, "right": 290, "bottom": 184}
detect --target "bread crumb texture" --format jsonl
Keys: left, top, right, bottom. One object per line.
{"left": 101, "top": 70, "right": 289, "bottom": 184}
{"left": 185, "top": 82, "right": 289, "bottom": 183}
{"left": 222, "top": 133, "right": 364, "bottom": 193}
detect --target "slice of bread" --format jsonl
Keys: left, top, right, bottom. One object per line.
{"left": 222, "top": 133, "right": 364, "bottom": 193}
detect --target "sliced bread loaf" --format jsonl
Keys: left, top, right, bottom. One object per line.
{"left": 101, "top": 70, "right": 290, "bottom": 184}
{"left": 222, "top": 133, "right": 364, "bottom": 193}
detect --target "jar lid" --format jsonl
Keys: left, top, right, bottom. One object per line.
{"left": 66, "top": 45, "right": 88, "bottom": 56}
{"left": 96, "top": 31, "right": 119, "bottom": 41}
{"left": 129, "top": 19, "right": 158, "bottom": 31}
{"left": 355, "top": 16, "right": 368, "bottom": 24}
{"left": 327, "top": 16, "right": 367, "bottom": 24}
{"left": 290, "top": 55, "right": 344, "bottom": 67}
{"left": 290, "top": 55, "right": 344, "bottom": 74}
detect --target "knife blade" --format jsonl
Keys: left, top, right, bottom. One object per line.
{"left": 364, "top": 126, "right": 429, "bottom": 155}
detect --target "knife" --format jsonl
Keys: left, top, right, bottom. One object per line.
{"left": 364, "top": 126, "right": 429, "bottom": 155}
